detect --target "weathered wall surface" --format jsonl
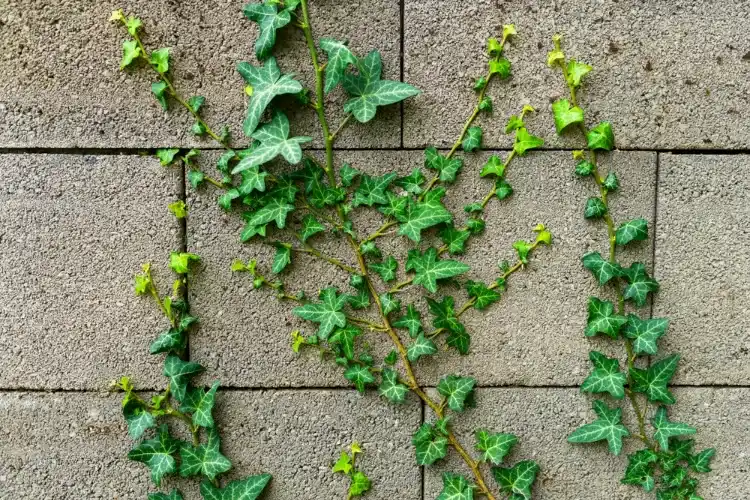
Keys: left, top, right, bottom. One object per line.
{"left": 1, "top": 0, "right": 748, "bottom": 498}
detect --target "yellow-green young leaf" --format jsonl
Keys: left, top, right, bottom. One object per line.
{"left": 551, "top": 98, "right": 584, "bottom": 134}
{"left": 513, "top": 127, "right": 544, "bottom": 156}
{"left": 412, "top": 423, "right": 448, "bottom": 465}
{"left": 125, "top": 15, "right": 142, "bottom": 36}
{"left": 407, "top": 332, "right": 438, "bottom": 362}
{"left": 379, "top": 367, "right": 408, "bottom": 403}
{"left": 128, "top": 425, "right": 180, "bottom": 486}
{"left": 156, "top": 148, "right": 180, "bottom": 166}
{"left": 629, "top": 354, "right": 680, "bottom": 404}
{"left": 332, "top": 451, "right": 352, "bottom": 474}
{"left": 512, "top": 240, "right": 533, "bottom": 264}
{"left": 651, "top": 407, "right": 696, "bottom": 451}
{"left": 150, "top": 48, "right": 170, "bottom": 74}
{"left": 437, "top": 473, "right": 474, "bottom": 500}
{"left": 462, "top": 126, "right": 482, "bottom": 152}
{"left": 566, "top": 59, "right": 592, "bottom": 88}
{"left": 505, "top": 115, "right": 524, "bottom": 134}
{"left": 487, "top": 37, "right": 503, "bottom": 57}
{"left": 169, "top": 252, "right": 201, "bottom": 274}
{"left": 293, "top": 287, "right": 348, "bottom": 339}
{"left": 534, "top": 223, "right": 553, "bottom": 245}
{"left": 152, "top": 81, "right": 169, "bottom": 110}
{"left": 475, "top": 429, "right": 517, "bottom": 465}
{"left": 623, "top": 314, "right": 669, "bottom": 355}
{"left": 393, "top": 304, "right": 423, "bottom": 338}
{"left": 615, "top": 218, "right": 648, "bottom": 246}
{"left": 437, "top": 375, "right": 476, "bottom": 412}
{"left": 502, "top": 24, "right": 517, "bottom": 43}
{"left": 568, "top": 400, "right": 630, "bottom": 456}
{"left": 480, "top": 155, "right": 506, "bottom": 177}
{"left": 584, "top": 297, "right": 627, "bottom": 338}
{"left": 348, "top": 471, "right": 371, "bottom": 497}
{"left": 586, "top": 122, "right": 615, "bottom": 150}
{"left": 272, "top": 244, "right": 291, "bottom": 274}
{"left": 489, "top": 58, "right": 511, "bottom": 79}
{"left": 581, "top": 351, "right": 627, "bottom": 399}
{"left": 492, "top": 460, "right": 539, "bottom": 500}
{"left": 291, "top": 330, "right": 305, "bottom": 353}
{"left": 199, "top": 473, "right": 272, "bottom": 500}
{"left": 120, "top": 40, "right": 141, "bottom": 70}
{"left": 168, "top": 200, "right": 187, "bottom": 219}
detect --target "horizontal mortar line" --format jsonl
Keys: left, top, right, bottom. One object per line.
{"left": 2, "top": 383, "right": 749, "bottom": 395}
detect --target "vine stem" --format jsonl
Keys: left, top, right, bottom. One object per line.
{"left": 297, "top": 2, "right": 496, "bottom": 496}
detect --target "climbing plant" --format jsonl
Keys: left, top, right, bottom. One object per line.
{"left": 111, "top": 1, "right": 553, "bottom": 498}
{"left": 547, "top": 35, "right": 716, "bottom": 499}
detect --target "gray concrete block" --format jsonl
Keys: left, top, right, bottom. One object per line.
{"left": 0, "top": 154, "right": 181, "bottom": 389}
{"left": 654, "top": 154, "right": 750, "bottom": 384}
{"left": 403, "top": 0, "right": 750, "bottom": 150}
{"left": 0, "top": 389, "right": 421, "bottom": 499}
{"left": 187, "top": 150, "right": 655, "bottom": 388}
{"left": 423, "top": 388, "right": 748, "bottom": 499}
{"left": 0, "top": 0, "right": 401, "bottom": 148}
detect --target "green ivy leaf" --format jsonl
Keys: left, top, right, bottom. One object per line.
{"left": 332, "top": 451, "right": 352, "bottom": 474}
{"left": 437, "top": 375, "right": 476, "bottom": 412}
{"left": 156, "top": 148, "right": 180, "bottom": 166}
{"left": 412, "top": 423, "right": 448, "bottom": 466}
{"left": 439, "top": 225, "right": 471, "bottom": 255}
{"left": 169, "top": 252, "right": 200, "bottom": 274}
{"left": 586, "top": 122, "right": 615, "bottom": 151}
{"left": 237, "top": 165, "right": 268, "bottom": 195}
{"left": 397, "top": 192, "right": 453, "bottom": 242}
{"left": 344, "top": 365, "right": 375, "bottom": 392}
{"left": 688, "top": 448, "right": 716, "bottom": 473}
{"left": 425, "top": 147, "right": 463, "bottom": 183}
{"left": 615, "top": 218, "right": 648, "bottom": 246}
{"left": 272, "top": 244, "right": 291, "bottom": 273}
{"left": 395, "top": 168, "right": 426, "bottom": 194}
{"left": 437, "top": 473, "right": 474, "bottom": 500}
{"left": 480, "top": 155, "right": 506, "bottom": 177}
{"left": 475, "top": 430, "right": 517, "bottom": 465}
{"left": 623, "top": 314, "right": 669, "bottom": 355}
{"left": 568, "top": 400, "right": 630, "bottom": 455}
{"left": 349, "top": 471, "right": 371, "bottom": 497}
{"left": 584, "top": 197, "right": 607, "bottom": 218}
{"left": 620, "top": 262, "right": 659, "bottom": 306}
{"left": 148, "top": 490, "right": 184, "bottom": 500}
{"left": 584, "top": 297, "right": 627, "bottom": 338}
{"left": 199, "top": 473, "right": 272, "bottom": 500}
{"left": 384, "top": 350, "right": 398, "bottom": 365}
{"left": 466, "top": 281, "right": 500, "bottom": 310}
{"left": 232, "top": 111, "right": 311, "bottom": 173}
{"left": 489, "top": 57, "right": 512, "bottom": 79}
{"left": 602, "top": 172, "right": 619, "bottom": 192}
{"left": 152, "top": 81, "right": 169, "bottom": 110}
{"left": 353, "top": 172, "right": 397, "bottom": 207}
{"left": 245, "top": 195, "right": 295, "bottom": 229}
{"left": 393, "top": 304, "right": 423, "bottom": 338}
{"left": 120, "top": 40, "right": 141, "bottom": 70}
{"left": 622, "top": 449, "right": 658, "bottom": 492}
{"left": 461, "top": 126, "right": 483, "bottom": 153}
{"left": 446, "top": 327, "right": 471, "bottom": 355}
{"left": 379, "top": 292, "right": 401, "bottom": 315}
{"left": 407, "top": 332, "right": 438, "bottom": 362}
{"left": 575, "top": 160, "right": 595, "bottom": 176}
{"left": 188, "top": 169, "right": 205, "bottom": 188}
{"left": 495, "top": 179, "right": 513, "bottom": 200}
{"left": 492, "top": 460, "right": 539, "bottom": 500}
{"left": 478, "top": 95, "right": 493, "bottom": 112}
{"left": 343, "top": 50, "right": 420, "bottom": 122}
{"left": 512, "top": 127, "right": 544, "bottom": 156}
{"left": 581, "top": 351, "right": 627, "bottom": 399}
{"left": 123, "top": 398, "right": 156, "bottom": 439}
{"left": 180, "top": 381, "right": 220, "bottom": 428}
{"left": 293, "top": 288, "right": 348, "bottom": 339}
{"left": 340, "top": 163, "right": 359, "bottom": 187}
{"left": 299, "top": 215, "right": 325, "bottom": 242}
{"left": 163, "top": 355, "right": 204, "bottom": 403}
{"left": 552, "top": 98, "right": 584, "bottom": 134}
{"left": 329, "top": 324, "right": 362, "bottom": 361}
{"left": 512, "top": 240, "right": 533, "bottom": 264}
{"left": 179, "top": 427, "right": 232, "bottom": 481}
{"left": 128, "top": 424, "right": 180, "bottom": 486}
{"left": 566, "top": 60, "right": 592, "bottom": 88}
{"left": 406, "top": 247, "right": 470, "bottom": 293}
{"left": 630, "top": 354, "right": 680, "bottom": 404}
{"left": 379, "top": 368, "right": 408, "bottom": 403}
{"left": 149, "top": 328, "right": 186, "bottom": 355}
{"left": 237, "top": 57, "right": 303, "bottom": 136}
{"left": 319, "top": 38, "right": 358, "bottom": 93}
{"left": 149, "top": 48, "right": 170, "bottom": 74}
{"left": 243, "top": 2, "right": 293, "bottom": 60}
{"left": 426, "top": 296, "right": 463, "bottom": 334}
{"left": 582, "top": 252, "right": 622, "bottom": 285}
{"left": 652, "top": 407, "right": 696, "bottom": 451}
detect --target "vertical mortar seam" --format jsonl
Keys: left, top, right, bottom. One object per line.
{"left": 399, "top": 0, "right": 405, "bottom": 148}
{"left": 179, "top": 159, "right": 191, "bottom": 361}
{"left": 420, "top": 395, "right": 425, "bottom": 500}
{"left": 649, "top": 152, "right": 661, "bottom": 321}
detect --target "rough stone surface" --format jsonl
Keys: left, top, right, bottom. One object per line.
{"left": 0, "top": 389, "right": 421, "bottom": 499}
{"left": 403, "top": 0, "right": 750, "bottom": 150}
{"left": 423, "top": 388, "right": 749, "bottom": 499}
{"left": 0, "top": 0, "right": 401, "bottom": 148}
{"left": 0, "top": 154, "right": 181, "bottom": 390}
{"left": 654, "top": 154, "right": 750, "bottom": 384}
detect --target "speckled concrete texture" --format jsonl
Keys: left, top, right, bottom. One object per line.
{"left": 403, "top": 0, "right": 750, "bottom": 150}
{"left": 0, "top": 0, "right": 401, "bottom": 148}
{"left": 422, "top": 388, "right": 750, "bottom": 499}
{"left": 653, "top": 154, "right": 750, "bottom": 384}
{"left": 0, "top": 154, "right": 181, "bottom": 390}
{"left": 0, "top": 389, "right": 421, "bottom": 499}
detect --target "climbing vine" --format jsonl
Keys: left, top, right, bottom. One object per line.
{"left": 548, "top": 35, "right": 716, "bottom": 499}
{"left": 112, "top": 1, "right": 552, "bottom": 498}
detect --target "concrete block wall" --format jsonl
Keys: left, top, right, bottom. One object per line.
{"left": 1, "top": 1, "right": 748, "bottom": 498}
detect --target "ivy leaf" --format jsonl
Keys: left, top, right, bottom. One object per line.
{"left": 168, "top": 200, "right": 187, "bottom": 219}
{"left": 575, "top": 160, "right": 595, "bottom": 176}
{"left": 393, "top": 304, "right": 423, "bottom": 338}
{"left": 551, "top": 98, "right": 584, "bottom": 134}
{"left": 181, "top": 381, "right": 220, "bottom": 428}
{"left": 466, "top": 281, "right": 500, "bottom": 310}
{"left": 123, "top": 398, "right": 156, "bottom": 439}
{"left": 426, "top": 296, "right": 463, "bottom": 334}
{"left": 582, "top": 252, "right": 622, "bottom": 285}
{"left": 566, "top": 59, "right": 592, "bottom": 87}
{"left": 340, "top": 163, "right": 359, "bottom": 187}
{"left": 163, "top": 355, "right": 203, "bottom": 403}
{"left": 620, "top": 262, "right": 660, "bottom": 306}
{"left": 568, "top": 401, "right": 630, "bottom": 456}
{"left": 237, "top": 165, "right": 268, "bottom": 195}
{"left": 602, "top": 172, "right": 619, "bottom": 192}
{"left": 343, "top": 50, "right": 420, "bottom": 122}
{"left": 623, "top": 314, "right": 669, "bottom": 355}
{"left": 120, "top": 40, "right": 141, "bottom": 70}
{"left": 586, "top": 122, "right": 615, "bottom": 151}
{"left": 439, "top": 225, "right": 471, "bottom": 255}
{"left": 293, "top": 287, "right": 348, "bottom": 339}
{"left": 152, "top": 81, "right": 169, "bottom": 110}
{"left": 156, "top": 148, "right": 180, "bottom": 166}
{"left": 344, "top": 365, "right": 375, "bottom": 392}
{"left": 237, "top": 57, "right": 303, "bottom": 136}
{"left": 462, "top": 127, "right": 482, "bottom": 152}
{"left": 328, "top": 324, "right": 362, "bottom": 361}
{"left": 397, "top": 192, "right": 453, "bottom": 242}
{"left": 179, "top": 427, "right": 232, "bottom": 481}
{"left": 412, "top": 423, "right": 448, "bottom": 465}
{"left": 407, "top": 333, "right": 438, "bottom": 362}
{"left": 437, "top": 375, "right": 476, "bottom": 412}
{"left": 652, "top": 407, "right": 696, "bottom": 451}
{"left": 446, "top": 326, "right": 471, "bottom": 355}
{"left": 199, "top": 473, "right": 272, "bottom": 500}
{"left": 489, "top": 57, "right": 512, "bottom": 79}
{"left": 245, "top": 196, "right": 295, "bottom": 229}
{"left": 437, "top": 473, "right": 474, "bottom": 500}
{"left": 630, "top": 354, "right": 680, "bottom": 404}
{"left": 128, "top": 425, "right": 180, "bottom": 486}
{"left": 332, "top": 451, "right": 352, "bottom": 474}
{"left": 615, "top": 218, "right": 648, "bottom": 246}
{"left": 584, "top": 297, "right": 627, "bottom": 338}
{"left": 272, "top": 244, "right": 291, "bottom": 274}
{"left": 370, "top": 256, "right": 397, "bottom": 282}
{"left": 584, "top": 197, "right": 607, "bottom": 218}
{"left": 148, "top": 490, "right": 184, "bottom": 500}
{"left": 150, "top": 328, "right": 187, "bottom": 355}
{"left": 379, "top": 292, "right": 401, "bottom": 315}
{"left": 406, "top": 247, "right": 470, "bottom": 293}
{"left": 150, "top": 48, "right": 170, "bottom": 74}
{"left": 243, "top": 2, "right": 293, "bottom": 60}
{"left": 233, "top": 111, "right": 311, "bottom": 173}
{"left": 379, "top": 368, "right": 408, "bottom": 403}
{"left": 492, "top": 460, "right": 539, "bottom": 500}
{"left": 169, "top": 252, "right": 200, "bottom": 274}
{"left": 349, "top": 471, "right": 371, "bottom": 497}
{"left": 395, "top": 168, "right": 426, "bottom": 194}
{"left": 319, "top": 38, "right": 358, "bottom": 93}
{"left": 513, "top": 128, "right": 544, "bottom": 156}
{"left": 622, "top": 449, "right": 658, "bottom": 492}
{"left": 475, "top": 430, "right": 517, "bottom": 465}
{"left": 495, "top": 179, "right": 513, "bottom": 200}
{"left": 505, "top": 115, "right": 524, "bottom": 134}
{"left": 581, "top": 351, "right": 627, "bottom": 399}
{"left": 353, "top": 172, "right": 397, "bottom": 207}
{"left": 299, "top": 215, "right": 325, "bottom": 242}
{"left": 480, "top": 155, "right": 506, "bottom": 177}
{"left": 425, "top": 147, "right": 463, "bottom": 183}
{"left": 688, "top": 448, "right": 716, "bottom": 473}
{"left": 512, "top": 240, "right": 532, "bottom": 264}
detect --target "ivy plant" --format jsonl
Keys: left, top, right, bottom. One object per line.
{"left": 548, "top": 35, "right": 715, "bottom": 499}
{"left": 113, "top": 4, "right": 551, "bottom": 498}
{"left": 332, "top": 442, "right": 372, "bottom": 498}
